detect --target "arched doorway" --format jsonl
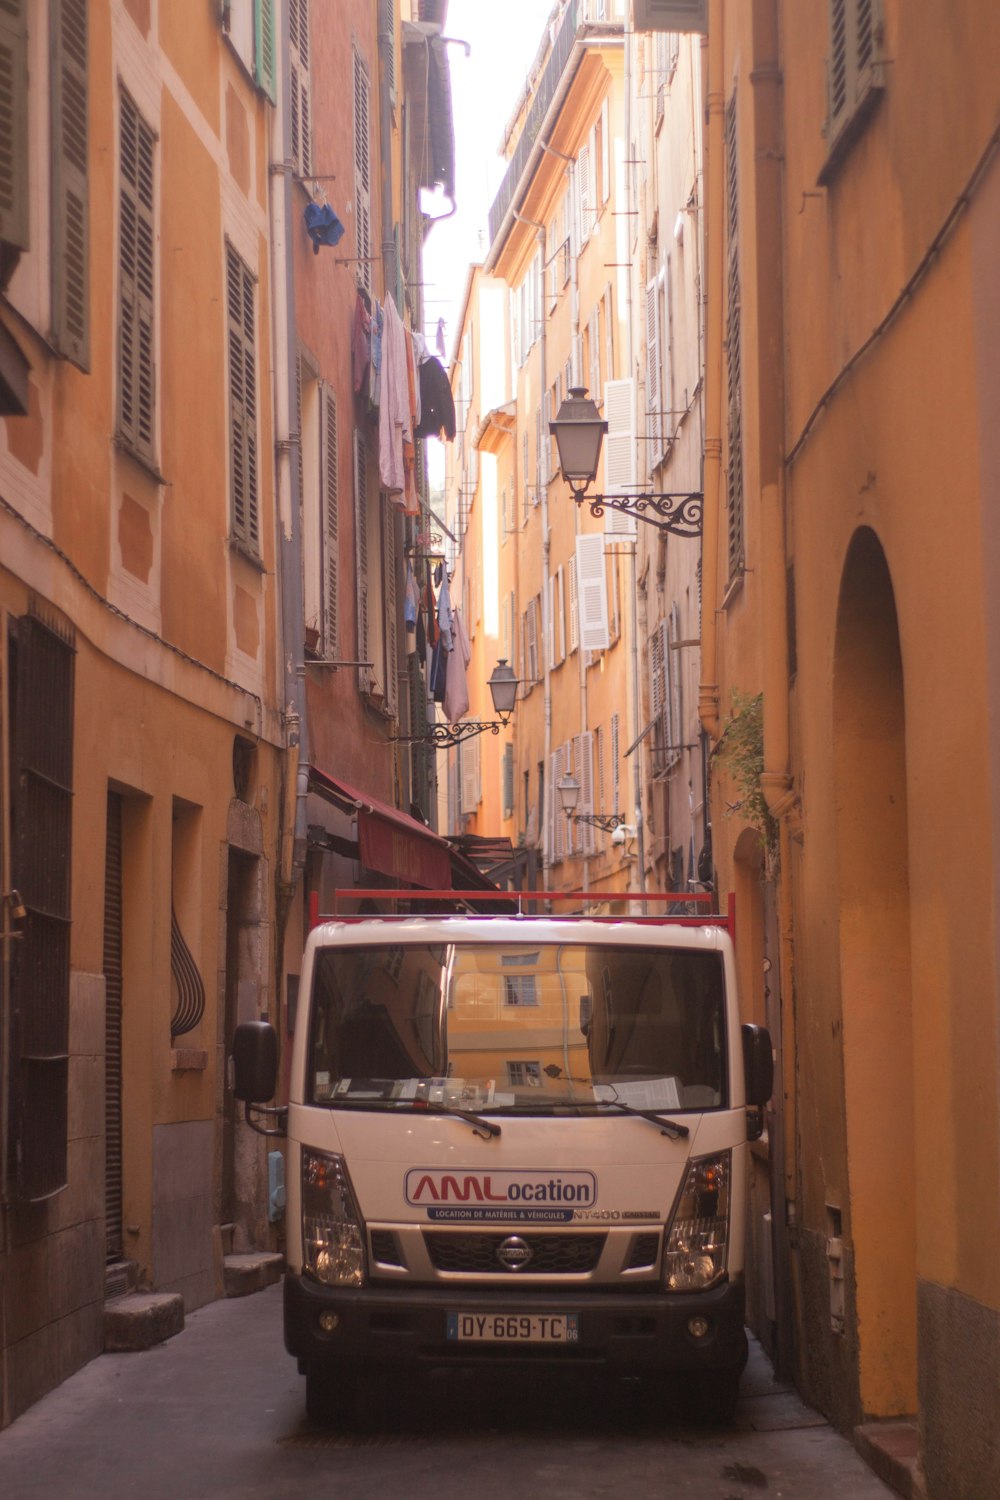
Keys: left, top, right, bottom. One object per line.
{"left": 833, "top": 527, "right": 916, "bottom": 1416}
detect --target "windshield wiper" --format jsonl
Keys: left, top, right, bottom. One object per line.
{"left": 411, "top": 1101, "right": 501, "bottom": 1140}
{"left": 325, "top": 1095, "right": 501, "bottom": 1140}
{"left": 585, "top": 1099, "right": 690, "bottom": 1140}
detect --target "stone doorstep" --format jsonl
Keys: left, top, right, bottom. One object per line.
{"left": 223, "top": 1251, "right": 285, "bottom": 1298}
{"left": 103, "top": 1292, "right": 185, "bottom": 1354}
{"left": 854, "top": 1420, "right": 925, "bottom": 1500}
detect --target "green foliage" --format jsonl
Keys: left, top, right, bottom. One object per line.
{"left": 714, "top": 691, "right": 779, "bottom": 869}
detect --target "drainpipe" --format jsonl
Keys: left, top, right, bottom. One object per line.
{"left": 513, "top": 211, "right": 550, "bottom": 896}
{"left": 623, "top": 25, "right": 647, "bottom": 907}
{"left": 270, "top": 12, "right": 309, "bottom": 948}
{"left": 697, "top": 0, "right": 725, "bottom": 743}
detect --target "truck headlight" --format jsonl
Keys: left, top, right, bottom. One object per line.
{"left": 302, "top": 1148, "right": 367, "bottom": 1288}
{"left": 663, "top": 1152, "right": 731, "bottom": 1293}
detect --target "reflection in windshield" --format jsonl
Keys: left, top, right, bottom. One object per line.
{"left": 308, "top": 942, "right": 727, "bottom": 1112}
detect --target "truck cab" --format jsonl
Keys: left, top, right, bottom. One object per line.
{"left": 234, "top": 898, "right": 773, "bottom": 1425}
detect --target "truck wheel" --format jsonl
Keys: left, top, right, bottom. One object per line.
{"left": 305, "top": 1365, "right": 352, "bottom": 1426}
{"left": 681, "top": 1367, "right": 742, "bottom": 1426}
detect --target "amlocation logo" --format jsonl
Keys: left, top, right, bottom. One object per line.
{"left": 404, "top": 1169, "right": 597, "bottom": 1207}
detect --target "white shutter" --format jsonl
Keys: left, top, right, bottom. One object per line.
{"left": 576, "top": 535, "right": 610, "bottom": 653}
{"left": 545, "top": 576, "right": 555, "bottom": 671}
{"left": 611, "top": 711, "right": 621, "bottom": 814}
{"left": 568, "top": 559, "right": 579, "bottom": 651}
{"left": 555, "top": 566, "right": 565, "bottom": 662}
{"left": 645, "top": 279, "right": 662, "bottom": 461}
{"left": 600, "top": 97, "right": 611, "bottom": 205}
{"left": 603, "top": 377, "right": 637, "bottom": 537}
{"left": 353, "top": 49, "right": 371, "bottom": 292}
{"left": 460, "top": 735, "right": 479, "bottom": 815}
{"left": 569, "top": 161, "right": 580, "bottom": 259}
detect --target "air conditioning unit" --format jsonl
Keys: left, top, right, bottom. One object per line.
{"left": 632, "top": 0, "right": 708, "bottom": 33}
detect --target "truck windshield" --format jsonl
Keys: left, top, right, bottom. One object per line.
{"left": 308, "top": 942, "right": 727, "bottom": 1113}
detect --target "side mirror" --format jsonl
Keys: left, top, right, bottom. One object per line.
{"left": 232, "top": 1021, "right": 278, "bottom": 1103}
{"left": 742, "top": 1023, "right": 774, "bottom": 1107}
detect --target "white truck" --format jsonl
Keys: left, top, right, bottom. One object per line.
{"left": 233, "top": 892, "right": 773, "bottom": 1425}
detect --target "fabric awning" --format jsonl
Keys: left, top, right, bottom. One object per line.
{"left": 308, "top": 767, "right": 451, "bottom": 890}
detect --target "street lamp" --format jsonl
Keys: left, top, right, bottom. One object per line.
{"left": 549, "top": 387, "right": 703, "bottom": 537}
{"left": 391, "top": 659, "right": 521, "bottom": 749}
{"left": 556, "top": 770, "right": 626, "bottom": 833}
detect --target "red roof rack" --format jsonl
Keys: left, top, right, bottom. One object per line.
{"left": 310, "top": 889, "right": 735, "bottom": 940}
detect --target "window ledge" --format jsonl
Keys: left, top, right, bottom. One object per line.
{"left": 114, "top": 437, "right": 167, "bottom": 486}
{"left": 229, "top": 537, "right": 266, "bottom": 572}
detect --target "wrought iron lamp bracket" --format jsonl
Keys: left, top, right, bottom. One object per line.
{"left": 390, "top": 718, "right": 509, "bottom": 750}
{"left": 575, "top": 489, "right": 704, "bottom": 537}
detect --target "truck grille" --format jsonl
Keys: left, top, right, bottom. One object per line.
{"left": 424, "top": 1232, "right": 606, "bottom": 1274}
{"left": 625, "top": 1232, "right": 662, "bottom": 1270}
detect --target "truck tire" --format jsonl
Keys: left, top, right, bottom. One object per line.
{"left": 305, "top": 1365, "right": 352, "bottom": 1426}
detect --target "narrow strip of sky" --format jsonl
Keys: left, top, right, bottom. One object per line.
{"left": 422, "top": 2, "right": 556, "bottom": 364}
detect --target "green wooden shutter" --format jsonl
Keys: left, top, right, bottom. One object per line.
{"left": 51, "top": 0, "right": 89, "bottom": 368}
{"left": 254, "top": 0, "right": 276, "bottom": 103}
{"left": 227, "top": 242, "right": 259, "bottom": 552}
{"left": 0, "top": 0, "right": 28, "bottom": 251}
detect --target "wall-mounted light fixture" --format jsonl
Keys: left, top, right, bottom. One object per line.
{"left": 556, "top": 771, "right": 627, "bottom": 833}
{"left": 549, "top": 387, "right": 702, "bottom": 536}
{"left": 392, "top": 659, "right": 520, "bottom": 749}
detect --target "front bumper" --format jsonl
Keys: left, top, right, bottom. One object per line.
{"left": 284, "top": 1271, "right": 747, "bottom": 1376}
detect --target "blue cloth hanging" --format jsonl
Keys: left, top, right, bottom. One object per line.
{"left": 303, "top": 202, "right": 345, "bottom": 254}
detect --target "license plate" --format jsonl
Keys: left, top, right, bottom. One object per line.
{"left": 447, "top": 1312, "right": 579, "bottom": 1344}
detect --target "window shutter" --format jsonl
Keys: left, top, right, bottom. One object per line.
{"left": 555, "top": 566, "right": 565, "bottom": 662}
{"left": 353, "top": 48, "right": 371, "bottom": 292}
{"left": 383, "top": 503, "right": 399, "bottom": 716}
{"left": 576, "top": 535, "right": 610, "bottom": 653}
{"left": 600, "top": 97, "right": 611, "bottom": 205}
{"left": 725, "top": 92, "right": 744, "bottom": 580}
{"left": 545, "top": 576, "right": 555, "bottom": 671}
{"left": 645, "top": 278, "right": 662, "bottom": 462}
{"left": 578, "top": 730, "right": 595, "bottom": 855}
{"left": 51, "top": 0, "right": 90, "bottom": 368}
{"left": 588, "top": 309, "right": 600, "bottom": 413}
{"left": 460, "top": 733, "right": 480, "bottom": 814}
{"left": 666, "top": 603, "right": 683, "bottom": 768}
{"left": 0, "top": 0, "right": 28, "bottom": 251}
{"left": 353, "top": 428, "right": 372, "bottom": 693}
{"left": 611, "top": 711, "right": 620, "bottom": 813}
{"left": 254, "top": 0, "right": 277, "bottom": 102}
{"left": 379, "top": 0, "right": 396, "bottom": 102}
{"left": 825, "top": 0, "right": 885, "bottom": 157}
{"left": 568, "top": 557, "right": 579, "bottom": 651}
{"left": 603, "top": 285, "right": 614, "bottom": 383}
{"left": 118, "top": 92, "right": 155, "bottom": 461}
{"left": 526, "top": 596, "right": 539, "bottom": 682}
{"left": 578, "top": 138, "right": 592, "bottom": 240}
{"left": 603, "top": 377, "right": 637, "bottom": 537}
{"left": 321, "top": 386, "right": 339, "bottom": 656}
{"left": 227, "top": 243, "right": 259, "bottom": 550}
{"left": 290, "top": 0, "right": 311, "bottom": 177}
{"left": 503, "top": 742, "right": 515, "bottom": 820}
{"left": 650, "top": 620, "right": 667, "bottom": 769}
{"left": 632, "top": 0, "right": 707, "bottom": 31}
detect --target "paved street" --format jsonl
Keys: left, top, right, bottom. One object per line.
{"left": 0, "top": 1284, "right": 896, "bottom": 1500}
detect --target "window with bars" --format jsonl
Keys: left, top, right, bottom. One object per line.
{"left": 8, "top": 607, "right": 76, "bottom": 1202}
{"left": 290, "top": 0, "right": 311, "bottom": 178}
{"left": 226, "top": 242, "right": 260, "bottom": 553}
{"left": 118, "top": 90, "right": 156, "bottom": 464}
{"left": 821, "top": 0, "right": 885, "bottom": 181}
{"left": 724, "top": 92, "right": 744, "bottom": 585}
